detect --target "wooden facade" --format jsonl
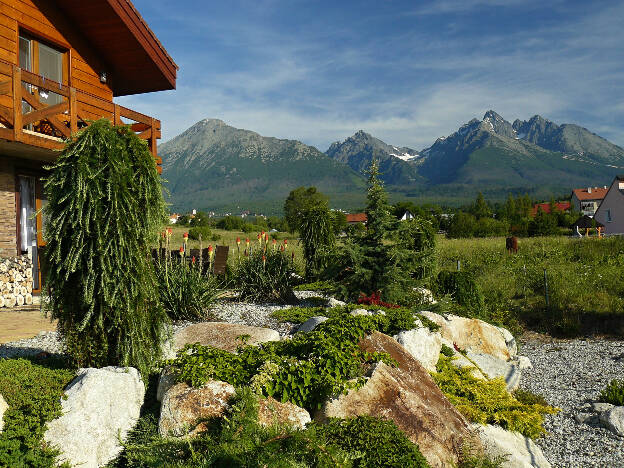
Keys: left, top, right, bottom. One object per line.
{"left": 0, "top": 0, "right": 176, "bottom": 295}
{"left": 0, "top": 0, "right": 177, "bottom": 170}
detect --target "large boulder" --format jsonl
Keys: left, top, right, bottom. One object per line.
{"left": 257, "top": 397, "right": 311, "bottom": 430}
{"left": 163, "top": 322, "right": 280, "bottom": 359}
{"left": 0, "top": 393, "right": 7, "bottom": 433}
{"left": 420, "top": 312, "right": 514, "bottom": 361}
{"left": 599, "top": 406, "right": 624, "bottom": 437}
{"left": 44, "top": 367, "right": 145, "bottom": 468}
{"left": 393, "top": 325, "right": 442, "bottom": 372}
{"left": 316, "top": 331, "right": 478, "bottom": 468}
{"left": 472, "top": 424, "right": 552, "bottom": 468}
{"left": 159, "top": 380, "right": 236, "bottom": 437}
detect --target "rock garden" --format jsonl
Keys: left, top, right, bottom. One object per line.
{"left": 0, "top": 124, "right": 622, "bottom": 467}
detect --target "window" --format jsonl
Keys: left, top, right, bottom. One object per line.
{"left": 18, "top": 33, "right": 66, "bottom": 106}
{"left": 606, "top": 209, "right": 612, "bottom": 222}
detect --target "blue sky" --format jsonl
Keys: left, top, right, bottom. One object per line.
{"left": 118, "top": 0, "right": 624, "bottom": 151}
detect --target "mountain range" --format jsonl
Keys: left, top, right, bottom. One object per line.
{"left": 161, "top": 112, "right": 624, "bottom": 214}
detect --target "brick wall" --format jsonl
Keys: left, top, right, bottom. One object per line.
{"left": 0, "top": 157, "right": 16, "bottom": 257}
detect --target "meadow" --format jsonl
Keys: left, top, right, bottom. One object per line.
{"left": 437, "top": 235, "right": 624, "bottom": 336}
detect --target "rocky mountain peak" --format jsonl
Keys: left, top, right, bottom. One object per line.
{"left": 480, "top": 110, "right": 516, "bottom": 138}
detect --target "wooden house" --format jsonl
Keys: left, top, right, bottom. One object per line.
{"left": 0, "top": 0, "right": 177, "bottom": 295}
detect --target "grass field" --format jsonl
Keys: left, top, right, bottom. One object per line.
{"left": 436, "top": 235, "right": 624, "bottom": 336}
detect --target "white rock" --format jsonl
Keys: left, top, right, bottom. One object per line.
{"left": 297, "top": 316, "right": 328, "bottom": 333}
{"left": 157, "top": 366, "right": 178, "bottom": 402}
{"left": 420, "top": 312, "right": 513, "bottom": 361}
{"left": 412, "top": 287, "right": 437, "bottom": 305}
{"left": 465, "top": 351, "right": 522, "bottom": 391}
{"left": 349, "top": 308, "right": 385, "bottom": 317}
{"left": 472, "top": 423, "right": 552, "bottom": 468}
{"left": 44, "top": 367, "right": 145, "bottom": 468}
{"left": 159, "top": 380, "right": 236, "bottom": 437}
{"left": 0, "top": 393, "right": 7, "bottom": 433}
{"left": 393, "top": 328, "right": 442, "bottom": 372}
{"left": 599, "top": 406, "right": 624, "bottom": 437}
{"left": 591, "top": 402, "right": 615, "bottom": 413}
{"left": 327, "top": 297, "right": 346, "bottom": 307}
{"left": 450, "top": 353, "right": 486, "bottom": 380}
{"left": 496, "top": 325, "right": 518, "bottom": 358}
{"left": 517, "top": 356, "right": 532, "bottom": 370}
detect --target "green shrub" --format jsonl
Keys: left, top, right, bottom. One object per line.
{"left": 432, "top": 356, "right": 558, "bottom": 439}
{"left": 234, "top": 249, "right": 297, "bottom": 303}
{"left": 168, "top": 315, "right": 397, "bottom": 411}
{"left": 599, "top": 379, "right": 624, "bottom": 406}
{"left": 188, "top": 226, "right": 211, "bottom": 241}
{"left": 434, "top": 271, "right": 484, "bottom": 312}
{"left": 512, "top": 389, "right": 549, "bottom": 407}
{"left": 43, "top": 119, "right": 168, "bottom": 375}
{"left": 294, "top": 280, "right": 336, "bottom": 292}
{"left": 0, "top": 358, "right": 75, "bottom": 467}
{"left": 440, "top": 344, "right": 455, "bottom": 357}
{"left": 155, "top": 258, "right": 223, "bottom": 321}
{"left": 312, "top": 416, "right": 429, "bottom": 467}
{"left": 115, "top": 388, "right": 429, "bottom": 468}
{"left": 272, "top": 303, "right": 431, "bottom": 334}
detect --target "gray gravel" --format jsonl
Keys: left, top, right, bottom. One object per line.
{"left": 0, "top": 331, "right": 64, "bottom": 358}
{"left": 519, "top": 336, "right": 624, "bottom": 468}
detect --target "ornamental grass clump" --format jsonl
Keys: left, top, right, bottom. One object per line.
{"left": 234, "top": 249, "right": 296, "bottom": 303}
{"left": 43, "top": 119, "right": 168, "bottom": 375}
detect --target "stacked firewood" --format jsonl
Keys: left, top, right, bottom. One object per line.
{"left": 0, "top": 256, "right": 34, "bottom": 308}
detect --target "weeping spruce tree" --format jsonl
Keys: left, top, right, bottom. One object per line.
{"left": 44, "top": 119, "right": 167, "bottom": 375}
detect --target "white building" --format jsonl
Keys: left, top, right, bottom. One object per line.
{"left": 594, "top": 175, "right": 624, "bottom": 235}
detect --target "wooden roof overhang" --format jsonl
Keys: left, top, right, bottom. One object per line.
{"left": 53, "top": 0, "right": 178, "bottom": 96}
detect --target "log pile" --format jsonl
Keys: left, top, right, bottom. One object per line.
{"left": 0, "top": 256, "right": 34, "bottom": 308}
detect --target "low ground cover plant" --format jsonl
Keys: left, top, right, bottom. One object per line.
{"left": 598, "top": 379, "right": 624, "bottom": 406}
{"left": 0, "top": 358, "right": 75, "bottom": 467}
{"left": 271, "top": 303, "right": 439, "bottom": 333}
{"left": 115, "top": 388, "right": 430, "bottom": 468}
{"left": 432, "top": 355, "right": 558, "bottom": 439}
{"left": 168, "top": 316, "right": 402, "bottom": 411}
{"left": 433, "top": 271, "right": 484, "bottom": 312}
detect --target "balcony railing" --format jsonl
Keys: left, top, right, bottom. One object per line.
{"left": 0, "top": 61, "right": 162, "bottom": 173}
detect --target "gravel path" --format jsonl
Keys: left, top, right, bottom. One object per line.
{"left": 519, "top": 336, "right": 624, "bottom": 468}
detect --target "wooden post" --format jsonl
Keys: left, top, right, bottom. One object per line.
{"left": 457, "top": 259, "right": 461, "bottom": 271}
{"left": 149, "top": 117, "right": 157, "bottom": 157}
{"left": 12, "top": 66, "right": 21, "bottom": 141}
{"left": 69, "top": 87, "right": 77, "bottom": 134}
{"left": 543, "top": 268, "right": 549, "bottom": 308}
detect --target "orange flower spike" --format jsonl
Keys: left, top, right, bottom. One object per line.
{"left": 262, "top": 255, "right": 266, "bottom": 267}
{"left": 284, "top": 239, "right": 288, "bottom": 250}
{"left": 245, "top": 238, "right": 250, "bottom": 248}
{"left": 208, "top": 244, "right": 214, "bottom": 260}
{"left": 257, "top": 233, "right": 262, "bottom": 244}
{"left": 236, "top": 237, "right": 241, "bottom": 247}
{"left": 167, "top": 227, "right": 172, "bottom": 237}
{"left": 192, "top": 256, "right": 196, "bottom": 264}
{"left": 179, "top": 246, "right": 184, "bottom": 256}
{"left": 272, "top": 238, "right": 277, "bottom": 250}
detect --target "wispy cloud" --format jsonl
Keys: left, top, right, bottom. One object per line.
{"left": 123, "top": 0, "right": 624, "bottom": 150}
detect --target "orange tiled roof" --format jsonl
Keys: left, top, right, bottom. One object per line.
{"left": 346, "top": 213, "right": 367, "bottom": 223}
{"left": 531, "top": 202, "right": 571, "bottom": 216}
{"left": 572, "top": 187, "right": 608, "bottom": 201}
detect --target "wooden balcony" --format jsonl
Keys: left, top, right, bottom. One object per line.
{"left": 0, "top": 61, "right": 162, "bottom": 173}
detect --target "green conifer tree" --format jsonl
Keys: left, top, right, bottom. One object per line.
{"left": 43, "top": 119, "right": 168, "bottom": 375}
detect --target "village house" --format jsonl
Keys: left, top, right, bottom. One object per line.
{"left": 571, "top": 186, "right": 608, "bottom": 216}
{"left": 593, "top": 175, "right": 624, "bottom": 236}
{"left": 346, "top": 213, "right": 367, "bottom": 224}
{"left": 531, "top": 201, "right": 571, "bottom": 217}
{"left": 0, "top": 0, "right": 177, "bottom": 293}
